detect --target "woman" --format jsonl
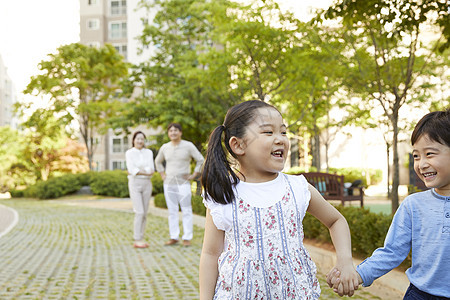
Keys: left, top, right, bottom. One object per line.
{"left": 126, "top": 131, "right": 155, "bottom": 248}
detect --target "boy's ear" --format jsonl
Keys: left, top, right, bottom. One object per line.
{"left": 229, "top": 137, "right": 245, "bottom": 156}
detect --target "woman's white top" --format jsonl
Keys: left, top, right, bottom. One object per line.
{"left": 125, "top": 147, "right": 155, "bottom": 179}
{"left": 204, "top": 173, "right": 311, "bottom": 231}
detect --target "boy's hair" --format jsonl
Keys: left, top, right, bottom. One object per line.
{"left": 131, "top": 131, "right": 146, "bottom": 147}
{"left": 201, "top": 100, "right": 281, "bottom": 205}
{"left": 411, "top": 109, "right": 450, "bottom": 147}
{"left": 167, "top": 123, "right": 182, "bottom": 132}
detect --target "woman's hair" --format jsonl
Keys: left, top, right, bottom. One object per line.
{"left": 131, "top": 131, "right": 146, "bottom": 147}
{"left": 411, "top": 108, "right": 450, "bottom": 147}
{"left": 201, "top": 100, "right": 281, "bottom": 204}
{"left": 167, "top": 123, "right": 182, "bottom": 132}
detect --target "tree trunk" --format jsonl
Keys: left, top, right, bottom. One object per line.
{"left": 386, "top": 143, "right": 391, "bottom": 199}
{"left": 311, "top": 124, "right": 321, "bottom": 171}
{"left": 290, "top": 138, "right": 299, "bottom": 168}
{"left": 391, "top": 110, "right": 400, "bottom": 214}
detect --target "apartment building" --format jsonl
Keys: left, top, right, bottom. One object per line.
{"left": 0, "top": 54, "right": 17, "bottom": 128}
{"left": 79, "top": 0, "right": 157, "bottom": 171}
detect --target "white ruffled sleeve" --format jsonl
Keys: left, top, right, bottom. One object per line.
{"left": 203, "top": 198, "right": 232, "bottom": 232}
{"left": 287, "top": 174, "right": 311, "bottom": 220}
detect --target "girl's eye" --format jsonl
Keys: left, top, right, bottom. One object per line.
{"left": 263, "top": 131, "right": 273, "bottom": 134}
{"left": 426, "top": 152, "right": 434, "bottom": 156}
{"left": 412, "top": 154, "right": 419, "bottom": 159}
{"left": 282, "top": 131, "right": 287, "bottom": 135}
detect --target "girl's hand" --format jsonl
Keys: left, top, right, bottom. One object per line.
{"left": 327, "top": 265, "right": 361, "bottom": 297}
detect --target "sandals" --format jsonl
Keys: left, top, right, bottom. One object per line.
{"left": 133, "top": 241, "right": 149, "bottom": 248}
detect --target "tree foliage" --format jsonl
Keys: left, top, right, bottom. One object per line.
{"left": 22, "top": 43, "right": 129, "bottom": 169}
{"left": 0, "top": 126, "right": 22, "bottom": 192}
{"left": 322, "top": 0, "right": 449, "bottom": 212}
{"left": 114, "top": 0, "right": 311, "bottom": 150}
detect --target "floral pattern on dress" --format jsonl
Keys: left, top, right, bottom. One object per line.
{"left": 214, "top": 175, "right": 320, "bottom": 299}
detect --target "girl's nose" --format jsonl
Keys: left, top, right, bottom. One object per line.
{"left": 274, "top": 133, "right": 285, "bottom": 144}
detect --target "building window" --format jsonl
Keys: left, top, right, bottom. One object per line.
{"left": 88, "top": 0, "right": 98, "bottom": 5}
{"left": 112, "top": 136, "right": 129, "bottom": 153}
{"left": 87, "top": 19, "right": 100, "bottom": 30}
{"left": 113, "top": 44, "right": 127, "bottom": 59}
{"left": 112, "top": 161, "right": 127, "bottom": 170}
{"left": 109, "top": 22, "right": 127, "bottom": 39}
{"left": 110, "top": 0, "right": 126, "bottom": 16}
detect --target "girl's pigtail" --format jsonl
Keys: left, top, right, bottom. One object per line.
{"left": 201, "top": 125, "right": 238, "bottom": 204}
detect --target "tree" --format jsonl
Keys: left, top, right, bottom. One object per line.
{"left": 323, "top": 0, "right": 449, "bottom": 213}
{"left": 0, "top": 126, "right": 22, "bottom": 192}
{"left": 114, "top": 0, "right": 307, "bottom": 150}
{"left": 23, "top": 43, "right": 129, "bottom": 170}
{"left": 112, "top": 0, "right": 240, "bottom": 149}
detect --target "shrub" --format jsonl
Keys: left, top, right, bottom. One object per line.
{"left": 151, "top": 173, "right": 164, "bottom": 195}
{"left": 90, "top": 170, "right": 129, "bottom": 198}
{"left": 284, "top": 166, "right": 317, "bottom": 175}
{"left": 154, "top": 193, "right": 167, "bottom": 208}
{"left": 192, "top": 195, "right": 206, "bottom": 216}
{"left": 329, "top": 167, "right": 382, "bottom": 187}
{"left": 74, "top": 171, "right": 96, "bottom": 186}
{"left": 302, "top": 205, "right": 411, "bottom": 267}
{"left": 9, "top": 189, "right": 24, "bottom": 198}
{"left": 32, "top": 174, "right": 82, "bottom": 199}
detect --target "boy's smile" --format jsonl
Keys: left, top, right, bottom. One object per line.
{"left": 413, "top": 134, "right": 450, "bottom": 196}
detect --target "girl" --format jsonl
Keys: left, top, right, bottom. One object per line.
{"left": 199, "top": 100, "right": 359, "bottom": 299}
{"left": 126, "top": 131, "right": 155, "bottom": 248}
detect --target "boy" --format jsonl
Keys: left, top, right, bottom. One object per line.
{"left": 328, "top": 109, "right": 450, "bottom": 299}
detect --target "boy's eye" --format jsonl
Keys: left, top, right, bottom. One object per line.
{"left": 282, "top": 131, "right": 287, "bottom": 135}
{"left": 426, "top": 152, "right": 434, "bottom": 156}
{"left": 263, "top": 131, "right": 273, "bottom": 134}
{"left": 412, "top": 154, "right": 419, "bottom": 159}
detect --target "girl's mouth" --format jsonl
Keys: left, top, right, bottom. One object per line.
{"left": 272, "top": 150, "right": 284, "bottom": 158}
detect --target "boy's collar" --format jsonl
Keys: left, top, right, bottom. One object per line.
{"left": 431, "top": 188, "right": 450, "bottom": 200}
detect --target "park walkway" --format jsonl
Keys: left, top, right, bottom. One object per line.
{"left": 0, "top": 196, "right": 407, "bottom": 299}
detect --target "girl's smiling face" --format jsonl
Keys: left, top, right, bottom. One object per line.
{"left": 413, "top": 134, "right": 450, "bottom": 196}
{"left": 234, "top": 107, "right": 289, "bottom": 183}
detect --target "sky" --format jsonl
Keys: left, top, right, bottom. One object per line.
{"left": 0, "top": 0, "right": 331, "bottom": 99}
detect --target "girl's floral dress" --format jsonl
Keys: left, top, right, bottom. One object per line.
{"left": 207, "top": 174, "right": 320, "bottom": 299}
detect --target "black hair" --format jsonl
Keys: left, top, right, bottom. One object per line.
{"left": 201, "top": 100, "right": 281, "bottom": 204}
{"left": 167, "top": 123, "right": 182, "bottom": 132}
{"left": 131, "top": 131, "right": 146, "bottom": 147}
{"left": 411, "top": 108, "right": 450, "bottom": 147}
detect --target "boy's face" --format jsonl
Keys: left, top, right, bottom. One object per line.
{"left": 413, "top": 134, "right": 450, "bottom": 196}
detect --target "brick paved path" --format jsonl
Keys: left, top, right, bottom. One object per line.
{"left": 0, "top": 198, "right": 381, "bottom": 299}
{"left": 0, "top": 199, "right": 202, "bottom": 299}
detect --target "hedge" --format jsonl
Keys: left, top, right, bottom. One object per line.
{"left": 13, "top": 174, "right": 83, "bottom": 199}
{"left": 90, "top": 170, "right": 129, "bottom": 198}
{"left": 154, "top": 193, "right": 167, "bottom": 208}
{"left": 303, "top": 205, "right": 411, "bottom": 268}
{"left": 151, "top": 173, "right": 164, "bottom": 195}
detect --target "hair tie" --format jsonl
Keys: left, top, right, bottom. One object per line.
{"left": 221, "top": 124, "right": 226, "bottom": 131}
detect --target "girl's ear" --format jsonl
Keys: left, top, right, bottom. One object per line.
{"left": 229, "top": 136, "right": 245, "bottom": 156}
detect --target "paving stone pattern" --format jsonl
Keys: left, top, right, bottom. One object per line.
{"left": 0, "top": 199, "right": 380, "bottom": 299}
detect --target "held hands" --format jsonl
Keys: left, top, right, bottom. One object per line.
{"left": 326, "top": 264, "right": 361, "bottom": 297}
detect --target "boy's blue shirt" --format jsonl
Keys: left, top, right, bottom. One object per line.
{"left": 356, "top": 189, "right": 450, "bottom": 298}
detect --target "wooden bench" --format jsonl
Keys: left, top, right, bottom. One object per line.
{"left": 295, "top": 172, "right": 364, "bottom": 207}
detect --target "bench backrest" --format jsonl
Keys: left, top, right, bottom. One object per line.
{"left": 300, "top": 172, "right": 344, "bottom": 200}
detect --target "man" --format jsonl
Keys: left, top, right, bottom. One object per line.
{"left": 155, "top": 123, "right": 204, "bottom": 247}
